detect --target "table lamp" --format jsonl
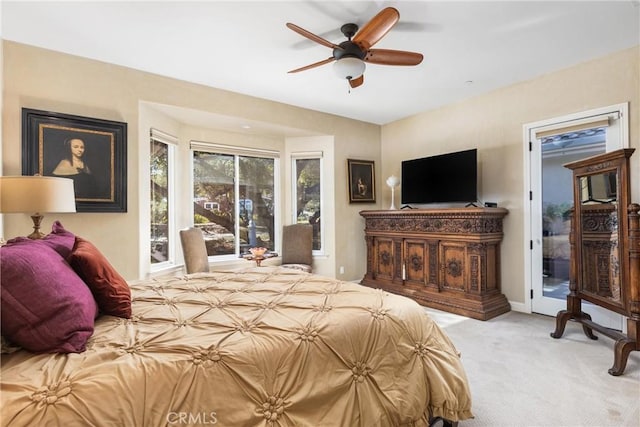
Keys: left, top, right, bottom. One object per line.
{"left": 386, "top": 175, "right": 400, "bottom": 210}
{"left": 0, "top": 176, "right": 76, "bottom": 239}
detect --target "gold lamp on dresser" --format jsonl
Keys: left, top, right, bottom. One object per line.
{"left": 0, "top": 175, "right": 76, "bottom": 239}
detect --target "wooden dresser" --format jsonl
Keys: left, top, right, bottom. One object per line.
{"left": 359, "top": 208, "right": 510, "bottom": 320}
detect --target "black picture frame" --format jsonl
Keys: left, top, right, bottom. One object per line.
{"left": 22, "top": 108, "right": 127, "bottom": 212}
{"left": 347, "top": 159, "right": 376, "bottom": 203}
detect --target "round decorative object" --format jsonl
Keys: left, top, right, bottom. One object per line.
{"left": 447, "top": 259, "right": 463, "bottom": 277}
{"left": 386, "top": 175, "right": 400, "bottom": 188}
{"left": 249, "top": 247, "right": 267, "bottom": 257}
{"left": 410, "top": 254, "right": 423, "bottom": 271}
{"left": 380, "top": 251, "right": 391, "bottom": 266}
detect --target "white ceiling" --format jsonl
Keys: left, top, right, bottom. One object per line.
{"left": 2, "top": 1, "right": 639, "bottom": 125}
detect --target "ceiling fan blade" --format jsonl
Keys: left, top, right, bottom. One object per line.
{"left": 352, "top": 7, "right": 399, "bottom": 50}
{"left": 364, "top": 49, "right": 423, "bottom": 66}
{"left": 291, "top": 28, "right": 340, "bottom": 50}
{"left": 395, "top": 21, "right": 443, "bottom": 33}
{"left": 288, "top": 57, "right": 335, "bottom": 74}
{"left": 286, "top": 23, "right": 343, "bottom": 50}
{"left": 292, "top": 21, "right": 442, "bottom": 50}
{"left": 349, "top": 74, "right": 364, "bottom": 89}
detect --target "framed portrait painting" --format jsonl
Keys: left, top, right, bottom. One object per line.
{"left": 22, "top": 108, "right": 127, "bottom": 212}
{"left": 347, "top": 159, "right": 376, "bottom": 203}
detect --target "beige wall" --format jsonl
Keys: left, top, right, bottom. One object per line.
{"left": 2, "top": 41, "right": 380, "bottom": 281}
{"left": 380, "top": 46, "right": 640, "bottom": 307}
{"left": 3, "top": 40, "right": 637, "bottom": 306}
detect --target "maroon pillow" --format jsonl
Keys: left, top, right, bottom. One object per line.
{"left": 68, "top": 237, "right": 132, "bottom": 318}
{"left": 0, "top": 237, "right": 98, "bottom": 353}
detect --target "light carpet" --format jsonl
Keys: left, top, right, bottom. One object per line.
{"left": 425, "top": 308, "right": 640, "bottom": 427}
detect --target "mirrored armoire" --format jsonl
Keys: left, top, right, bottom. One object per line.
{"left": 551, "top": 148, "right": 639, "bottom": 376}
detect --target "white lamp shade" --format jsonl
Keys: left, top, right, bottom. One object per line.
{"left": 386, "top": 175, "right": 400, "bottom": 188}
{"left": 0, "top": 176, "right": 76, "bottom": 213}
{"left": 333, "top": 57, "right": 366, "bottom": 80}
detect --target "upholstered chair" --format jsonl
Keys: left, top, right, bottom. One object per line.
{"left": 280, "top": 224, "right": 313, "bottom": 273}
{"left": 179, "top": 227, "right": 210, "bottom": 274}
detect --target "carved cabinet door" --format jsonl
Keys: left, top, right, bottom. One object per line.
{"left": 373, "top": 237, "right": 395, "bottom": 281}
{"left": 404, "top": 239, "right": 427, "bottom": 286}
{"left": 440, "top": 242, "right": 466, "bottom": 292}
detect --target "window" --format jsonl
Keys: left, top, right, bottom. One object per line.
{"left": 292, "top": 154, "right": 322, "bottom": 252}
{"left": 191, "top": 142, "right": 278, "bottom": 258}
{"left": 150, "top": 129, "right": 176, "bottom": 267}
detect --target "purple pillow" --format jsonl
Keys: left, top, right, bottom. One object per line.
{"left": 41, "top": 220, "right": 76, "bottom": 258}
{"left": 0, "top": 237, "right": 98, "bottom": 353}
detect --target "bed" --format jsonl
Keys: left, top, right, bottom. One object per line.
{"left": 1, "top": 224, "right": 473, "bottom": 426}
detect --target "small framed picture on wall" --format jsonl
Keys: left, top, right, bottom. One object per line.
{"left": 347, "top": 159, "right": 376, "bottom": 203}
{"left": 22, "top": 108, "right": 127, "bottom": 212}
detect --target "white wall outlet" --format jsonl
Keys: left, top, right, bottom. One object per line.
{"left": 339, "top": 266, "right": 345, "bottom": 275}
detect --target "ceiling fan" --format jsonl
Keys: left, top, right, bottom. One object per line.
{"left": 286, "top": 7, "right": 424, "bottom": 89}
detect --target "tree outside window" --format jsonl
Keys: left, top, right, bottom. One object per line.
{"left": 150, "top": 140, "right": 169, "bottom": 264}
{"left": 193, "top": 151, "right": 275, "bottom": 256}
{"left": 295, "top": 158, "right": 321, "bottom": 251}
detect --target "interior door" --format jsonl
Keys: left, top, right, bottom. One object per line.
{"left": 529, "top": 107, "right": 626, "bottom": 329}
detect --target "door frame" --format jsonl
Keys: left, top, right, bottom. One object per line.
{"left": 522, "top": 103, "right": 629, "bottom": 322}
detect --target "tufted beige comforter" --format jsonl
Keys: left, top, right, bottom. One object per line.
{"left": 1, "top": 267, "right": 472, "bottom": 426}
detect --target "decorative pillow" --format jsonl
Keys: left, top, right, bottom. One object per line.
{"left": 41, "top": 220, "right": 76, "bottom": 258}
{"left": 68, "top": 237, "right": 132, "bottom": 318}
{"left": 0, "top": 237, "right": 98, "bottom": 353}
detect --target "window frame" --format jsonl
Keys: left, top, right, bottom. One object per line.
{"left": 149, "top": 129, "right": 177, "bottom": 273}
{"left": 291, "top": 151, "right": 324, "bottom": 256}
{"left": 190, "top": 141, "right": 280, "bottom": 262}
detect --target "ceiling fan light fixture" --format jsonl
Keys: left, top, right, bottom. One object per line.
{"left": 333, "top": 57, "right": 365, "bottom": 81}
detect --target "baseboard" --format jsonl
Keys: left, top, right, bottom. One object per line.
{"left": 508, "top": 300, "right": 530, "bottom": 314}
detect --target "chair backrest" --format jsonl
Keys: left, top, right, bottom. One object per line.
{"left": 281, "top": 224, "right": 313, "bottom": 268}
{"left": 179, "top": 227, "right": 210, "bottom": 274}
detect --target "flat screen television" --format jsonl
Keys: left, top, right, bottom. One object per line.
{"left": 401, "top": 148, "right": 477, "bottom": 205}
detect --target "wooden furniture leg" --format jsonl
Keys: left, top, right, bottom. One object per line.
{"left": 429, "top": 417, "right": 458, "bottom": 427}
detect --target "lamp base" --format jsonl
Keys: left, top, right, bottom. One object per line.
{"left": 389, "top": 187, "right": 397, "bottom": 210}
{"left": 27, "top": 213, "right": 46, "bottom": 239}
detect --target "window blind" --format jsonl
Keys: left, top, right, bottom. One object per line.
{"left": 190, "top": 140, "right": 279, "bottom": 158}
{"left": 150, "top": 128, "right": 179, "bottom": 145}
{"left": 291, "top": 151, "right": 323, "bottom": 159}
{"left": 533, "top": 112, "right": 618, "bottom": 140}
